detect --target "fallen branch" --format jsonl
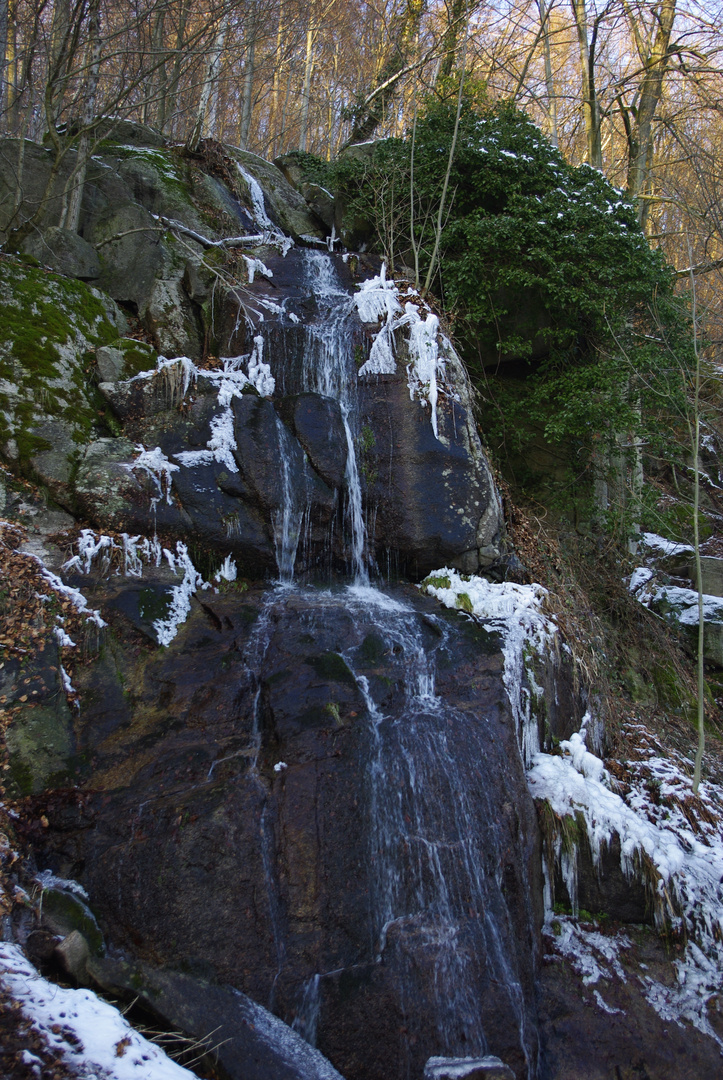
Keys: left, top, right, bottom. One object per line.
{"left": 151, "top": 213, "right": 265, "bottom": 249}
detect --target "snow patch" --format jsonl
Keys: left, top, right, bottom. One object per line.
{"left": 0, "top": 943, "right": 199, "bottom": 1079}
{"left": 530, "top": 723, "right": 723, "bottom": 1042}
{"left": 420, "top": 568, "right": 555, "bottom": 764}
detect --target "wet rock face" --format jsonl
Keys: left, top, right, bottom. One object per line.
{"left": 37, "top": 584, "right": 542, "bottom": 1080}
{"left": 76, "top": 249, "right": 501, "bottom": 579}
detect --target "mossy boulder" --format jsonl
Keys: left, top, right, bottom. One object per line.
{"left": 0, "top": 258, "right": 125, "bottom": 494}
{"left": 40, "top": 886, "right": 105, "bottom": 956}
{"left": 96, "top": 338, "right": 157, "bottom": 382}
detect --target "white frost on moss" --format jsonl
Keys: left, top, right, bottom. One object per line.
{"left": 37, "top": 565, "right": 107, "bottom": 628}
{"left": 0, "top": 942, "right": 200, "bottom": 1079}
{"left": 63, "top": 529, "right": 163, "bottom": 578}
{"left": 215, "top": 555, "right": 237, "bottom": 582}
{"left": 420, "top": 568, "right": 555, "bottom": 764}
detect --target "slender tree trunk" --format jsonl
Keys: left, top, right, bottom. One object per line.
{"left": 60, "top": 0, "right": 101, "bottom": 233}
{"left": 624, "top": 0, "right": 677, "bottom": 226}
{"left": 538, "top": 0, "right": 558, "bottom": 146}
{"left": 0, "top": 0, "right": 9, "bottom": 121}
{"left": 437, "top": 0, "right": 466, "bottom": 84}
{"left": 344, "top": 0, "right": 426, "bottom": 146}
{"left": 570, "top": 0, "right": 602, "bottom": 169}
{"left": 279, "top": 66, "right": 293, "bottom": 153}
{"left": 689, "top": 259, "right": 705, "bottom": 792}
{"left": 187, "top": 15, "right": 228, "bottom": 152}
{"left": 239, "top": 15, "right": 257, "bottom": 149}
{"left": 424, "top": 5, "right": 467, "bottom": 293}
{"left": 270, "top": 0, "right": 284, "bottom": 156}
{"left": 145, "top": 5, "right": 167, "bottom": 129}
{"left": 165, "top": 0, "right": 190, "bottom": 137}
{"left": 298, "top": 26, "right": 315, "bottom": 151}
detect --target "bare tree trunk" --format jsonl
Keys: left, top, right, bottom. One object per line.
{"left": 187, "top": 14, "right": 228, "bottom": 152}
{"left": 165, "top": 0, "right": 190, "bottom": 137}
{"left": 344, "top": 0, "right": 426, "bottom": 147}
{"left": 624, "top": 0, "right": 677, "bottom": 226}
{"left": 570, "top": 0, "right": 602, "bottom": 169}
{"left": 298, "top": 25, "right": 314, "bottom": 151}
{"left": 239, "top": 12, "right": 257, "bottom": 150}
{"left": 538, "top": 0, "right": 558, "bottom": 146}
{"left": 145, "top": 4, "right": 167, "bottom": 129}
{"left": 59, "top": 0, "right": 101, "bottom": 233}
{"left": 0, "top": 0, "right": 9, "bottom": 121}
{"left": 437, "top": 0, "right": 466, "bottom": 84}
{"left": 424, "top": 5, "right": 468, "bottom": 293}
{"left": 279, "top": 65, "right": 293, "bottom": 153}
{"left": 270, "top": 0, "right": 284, "bottom": 156}
{"left": 688, "top": 256, "right": 705, "bottom": 792}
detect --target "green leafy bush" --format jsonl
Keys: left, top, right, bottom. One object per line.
{"left": 333, "top": 98, "right": 693, "bottom": 518}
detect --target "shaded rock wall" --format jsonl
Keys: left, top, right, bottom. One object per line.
{"left": 32, "top": 582, "right": 543, "bottom": 1080}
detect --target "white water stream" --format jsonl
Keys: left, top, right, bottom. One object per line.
{"left": 225, "top": 250, "right": 538, "bottom": 1074}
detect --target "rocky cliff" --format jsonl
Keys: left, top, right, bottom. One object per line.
{"left": 1, "top": 126, "right": 722, "bottom": 1080}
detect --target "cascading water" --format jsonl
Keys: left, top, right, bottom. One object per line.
{"left": 272, "top": 416, "right": 306, "bottom": 584}
{"left": 300, "top": 252, "right": 368, "bottom": 583}
{"left": 228, "top": 251, "right": 538, "bottom": 1074}
{"left": 344, "top": 586, "right": 536, "bottom": 1072}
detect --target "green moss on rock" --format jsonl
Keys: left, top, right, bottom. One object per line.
{"left": 0, "top": 258, "right": 118, "bottom": 464}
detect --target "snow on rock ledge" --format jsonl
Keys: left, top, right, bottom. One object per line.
{"left": 420, "top": 568, "right": 556, "bottom": 765}
{"left": 354, "top": 265, "right": 460, "bottom": 441}
{"left": 529, "top": 722, "right": 723, "bottom": 1042}
{"left": 0, "top": 943, "right": 199, "bottom": 1079}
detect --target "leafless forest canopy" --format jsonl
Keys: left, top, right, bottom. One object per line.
{"left": 1, "top": 0, "right": 723, "bottom": 287}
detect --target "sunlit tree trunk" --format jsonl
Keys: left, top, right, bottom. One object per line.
{"left": 299, "top": 25, "right": 315, "bottom": 151}
{"left": 239, "top": 9, "right": 257, "bottom": 150}
{"left": 538, "top": 0, "right": 558, "bottom": 146}
{"left": 623, "top": 0, "right": 677, "bottom": 227}
{"left": 344, "top": 0, "right": 426, "bottom": 146}
{"left": 570, "top": 0, "right": 602, "bottom": 169}
{"left": 437, "top": 0, "right": 466, "bottom": 84}
{"left": 270, "top": 0, "right": 284, "bottom": 156}
{"left": 187, "top": 14, "right": 228, "bottom": 151}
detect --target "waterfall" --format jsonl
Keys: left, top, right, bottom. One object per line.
{"left": 344, "top": 587, "right": 536, "bottom": 1071}
{"left": 272, "top": 415, "right": 305, "bottom": 584}
{"left": 301, "top": 252, "right": 368, "bottom": 583}
{"left": 229, "top": 251, "right": 537, "bottom": 1074}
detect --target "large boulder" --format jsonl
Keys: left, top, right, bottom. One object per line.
{"left": 85, "top": 957, "right": 346, "bottom": 1080}
{"left": 0, "top": 258, "right": 125, "bottom": 499}
{"left": 22, "top": 226, "right": 100, "bottom": 280}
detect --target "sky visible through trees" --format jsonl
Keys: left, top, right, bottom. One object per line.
{"left": 0, "top": 1, "right": 722, "bottom": 286}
